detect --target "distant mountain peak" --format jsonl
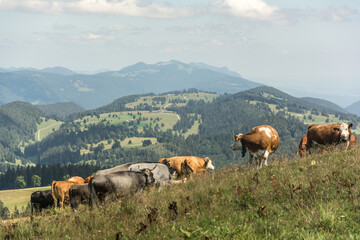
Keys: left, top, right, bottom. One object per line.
{"left": 41, "top": 66, "right": 76, "bottom": 76}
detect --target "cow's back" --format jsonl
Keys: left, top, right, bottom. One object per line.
{"left": 67, "top": 176, "right": 85, "bottom": 184}
{"left": 159, "top": 157, "right": 184, "bottom": 175}
{"left": 307, "top": 124, "right": 341, "bottom": 146}
{"left": 242, "top": 125, "right": 279, "bottom": 152}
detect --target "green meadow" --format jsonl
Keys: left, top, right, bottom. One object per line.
{"left": 2, "top": 146, "right": 360, "bottom": 239}
{"left": 0, "top": 186, "right": 51, "bottom": 213}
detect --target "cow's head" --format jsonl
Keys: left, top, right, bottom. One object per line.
{"left": 230, "top": 134, "right": 243, "bottom": 151}
{"left": 162, "top": 159, "right": 177, "bottom": 177}
{"left": 142, "top": 168, "right": 156, "bottom": 185}
{"left": 204, "top": 157, "right": 215, "bottom": 170}
{"left": 334, "top": 123, "right": 353, "bottom": 142}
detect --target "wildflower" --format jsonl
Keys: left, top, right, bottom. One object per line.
{"left": 311, "top": 160, "right": 316, "bottom": 166}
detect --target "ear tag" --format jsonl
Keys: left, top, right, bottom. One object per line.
{"left": 241, "top": 149, "right": 243, "bottom": 153}
{"left": 235, "top": 137, "right": 239, "bottom": 141}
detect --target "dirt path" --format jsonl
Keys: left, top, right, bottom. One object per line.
{"left": 37, "top": 124, "right": 58, "bottom": 141}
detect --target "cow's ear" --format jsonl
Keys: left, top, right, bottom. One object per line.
{"left": 233, "top": 135, "right": 238, "bottom": 140}
{"left": 349, "top": 123, "right": 353, "bottom": 129}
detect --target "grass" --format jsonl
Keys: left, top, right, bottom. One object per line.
{"left": 0, "top": 186, "right": 51, "bottom": 213}
{"left": 2, "top": 146, "right": 360, "bottom": 239}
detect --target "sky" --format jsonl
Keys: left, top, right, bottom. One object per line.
{"left": 0, "top": 0, "right": 359, "bottom": 107}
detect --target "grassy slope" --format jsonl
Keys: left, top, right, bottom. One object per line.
{"left": 2, "top": 146, "right": 360, "bottom": 239}
{"left": 0, "top": 186, "right": 51, "bottom": 213}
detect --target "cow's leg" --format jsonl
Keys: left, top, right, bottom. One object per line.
{"left": 248, "top": 154, "right": 254, "bottom": 167}
{"left": 263, "top": 150, "right": 270, "bottom": 167}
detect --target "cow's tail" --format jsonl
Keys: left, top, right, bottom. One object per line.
{"left": 51, "top": 181, "right": 58, "bottom": 208}
{"left": 89, "top": 177, "right": 98, "bottom": 208}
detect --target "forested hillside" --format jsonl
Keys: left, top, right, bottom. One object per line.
{"left": 36, "top": 102, "right": 85, "bottom": 120}
{"left": 0, "top": 102, "right": 41, "bottom": 172}
{"left": 1, "top": 87, "right": 359, "bottom": 190}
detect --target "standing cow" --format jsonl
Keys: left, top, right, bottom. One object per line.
{"left": 69, "top": 183, "right": 90, "bottom": 211}
{"left": 30, "top": 190, "right": 54, "bottom": 214}
{"left": 306, "top": 123, "right": 353, "bottom": 153}
{"left": 89, "top": 169, "right": 155, "bottom": 205}
{"left": 230, "top": 125, "right": 280, "bottom": 168}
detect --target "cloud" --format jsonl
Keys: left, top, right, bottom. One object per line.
{"left": 0, "top": 0, "right": 192, "bottom": 18}
{"left": 213, "top": 0, "right": 279, "bottom": 20}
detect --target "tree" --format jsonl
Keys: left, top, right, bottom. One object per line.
{"left": 112, "top": 139, "right": 121, "bottom": 149}
{"left": 142, "top": 139, "right": 152, "bottom": 147}
{"left": 15, "top": 176, "right": 26, "bottom": 189}
{"left": 31, "top": 175, "right": 41, "bottom": 187}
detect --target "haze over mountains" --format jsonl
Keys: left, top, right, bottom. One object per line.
{"left": 0, "top": 60, "right": 359, "bottom": 115}
{"left": 0, "top": 61, "right": 261, "bottom": 109}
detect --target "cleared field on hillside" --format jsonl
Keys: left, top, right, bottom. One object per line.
{"left": 80, "top": 137, "right": 159, "bottom": 154}
{"left": 76, "top": 111, "right": 179, "bottom": 132}
{"left": 35, "top": 118, "right": 63, "bottom": 141}
{"left": 125, "top": 92, "right": 218, "bottom": 109}
{"left": 0, "top": 186, "right": 51, "bottom": 213}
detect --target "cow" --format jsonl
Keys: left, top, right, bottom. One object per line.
{"left": 306, "top": 123, "right": 353, "bottom": 153}
{"left": 296, "top": 135, "right": 307, "bottom": 158}
{"left": 349, "top": 134, "right": 357, "bottom": 149}
{"left": 30, "top": 190, "right": 54, "bottom": 215}
{"left": 230, "top": 125, "right": 280, "bottom": 168}
{"left": 92, "top": 161, "right": 176, "bottom": 184}
{"left": 158, "top": 156, "right": 214, "bottom": 177}
{"left": 51, "top": 180, "right": 76, "bottom": 209}
{"left": 89, "top": 169, "right": 155, "bottom": 206}
{"left": 67, "top": 176, "right": 85, "bottom": 184}
{"left": 84, "top": 176, "right": 93, "bottom": 183}
{"left": 69, "top": 183, "right": 90, "bottom": 212}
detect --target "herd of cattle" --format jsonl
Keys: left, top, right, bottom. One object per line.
{"left": 30, "top": 156, "right": 214, "bottom": 214}
{"left": 30, "top": 122, "right": 357, "bottom": 214}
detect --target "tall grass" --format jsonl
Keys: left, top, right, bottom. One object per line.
{"left": 1, "top": 147, "right": 360, "bottom": 239}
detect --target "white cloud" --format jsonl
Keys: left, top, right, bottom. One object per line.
{"left": 214, "top": 0, "right": 279, "bottom": 20}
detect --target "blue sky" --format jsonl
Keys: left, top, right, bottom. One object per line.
{"left": 0, "top": 0, "right": 359, "bottom": 106}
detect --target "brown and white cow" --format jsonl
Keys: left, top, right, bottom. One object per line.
{"left": 306, "top": 123, "right": 353, "bottom": 153}
{"left": 230, "top": 125, "right": 280, "bottom": 168}
{"left": 159, "top": 156, "right": 214, "bottom": 177}
{"left": 296, "top": 135, "right": 307, "bottom": 158}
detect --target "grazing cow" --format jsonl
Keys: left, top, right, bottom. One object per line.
{"left": 30, "top": 190, "right": 54, "bottom": 214}
{"left": 67, "top": 176, "right": 85, "bottom": 184}
{"left": 89, "top": 169, "right": 155, "bottom": 205}
{"left": 230, "top": 125, "right": 280, "bottom": 168}
{"left": 158, "top": 156, "right": 214, "bottom": 176}
{"left": 306, "top": 123, "right": 353, "bottom": 153}
{"left": 296, "top": 135, "right": 307, "bottom": 158}
{"left": 69, "top": 183, "right": 90, "bottom": 211}
{"left": 84, "top": 176, "right": 93, "bottom": 183}
{"left": 51, "top": 180, "right": 76, "bottom": 208}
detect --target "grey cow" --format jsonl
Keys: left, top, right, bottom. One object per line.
{"left": 69, "top": 183, "right": 90, "bottom": 211}
{"left": 89, "top": 169, "right": 155, "bottom": 206}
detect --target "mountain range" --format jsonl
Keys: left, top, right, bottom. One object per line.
{"left": 0, "top": 61, "right": 261, "bottom": 109}
{"left": 0, "top": 60, "right": 359, "bottom": 115}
